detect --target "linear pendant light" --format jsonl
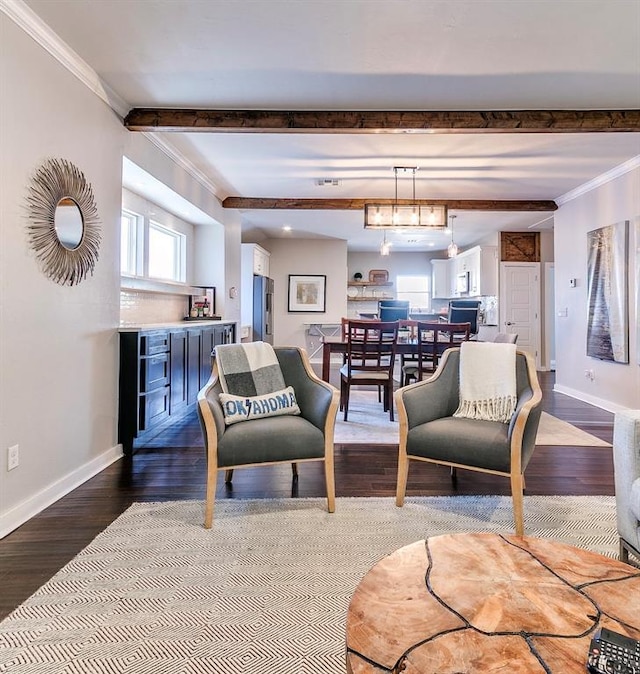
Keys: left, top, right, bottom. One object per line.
{"left": 364, "top": 167, "right": 447, "bottom": 230}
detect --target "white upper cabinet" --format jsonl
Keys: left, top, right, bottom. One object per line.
{"left": 250, "top": 244, "right": 270, "bottom": 277}
{"left": 433, "top": 245, "right": 498, "bottom": 299}
{"left": 431, "top": 259, "right": 451, "bottom": 299}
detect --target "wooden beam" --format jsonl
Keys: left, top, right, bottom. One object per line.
{"left": 125, "top": 109, "right": 640, "bottom": 133}
{"left": 222, "top": 198, "right": 557, "bottom": 211}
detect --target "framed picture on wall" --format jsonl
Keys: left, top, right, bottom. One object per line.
{"left": 288, "top": 275, "right": 326, "bottom": 313}
{"left": 586, "top": 220, "right": 629, "bottom": 363}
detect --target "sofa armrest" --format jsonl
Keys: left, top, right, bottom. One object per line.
{"left": 613, "top": 410, "right": 640, "bottom": 549}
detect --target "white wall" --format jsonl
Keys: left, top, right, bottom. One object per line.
{"left": 348, "top": 250, "right": 438, "bottom": 281}
{"left": 0, "top": 14, "right": 240, "bottom": 536}
{"left": 0, "top": 15, "right": 124, "bottom": 536}
{"left": 264, "top": 238, "right": 348, "bottom": 352}
{"left": 554, "top": 167, "right": 640, "bottom": 410}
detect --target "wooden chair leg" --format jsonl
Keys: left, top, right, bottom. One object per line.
{"left": 388, "top": 382, "right": 394, "bottom": 422}
{"left": 324, "top": 454, "right": 336, "bottom": 513}
{"left": 291, "top": 462, "right": 298, "bottom": 478}
{"left": 343, "top": 383, "right": 350, "bottom": 421}
{"left": 224, "top": 469, "right": 234, "bottom": 483}
{"left": 510, "top": 472, "right": 525, "bottom": 536}
{"left": 450, "top": 467, "right": 457, "bottom": 481}
{"left": 205, "top": 467, "right": 217, "bottom": 529}
{"left": 396, "top": 451, "right": 409, "bottom": 507}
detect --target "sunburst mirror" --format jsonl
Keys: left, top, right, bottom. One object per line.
{"left": 26, "top": 158, "right": 101, "bottom": 286}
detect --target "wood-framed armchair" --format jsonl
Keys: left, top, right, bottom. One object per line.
{"left": 197, "top": 346, "right": 339, "bottom": 528}
{"left": 395, "top": 347, "right": 542, "bottom": 536}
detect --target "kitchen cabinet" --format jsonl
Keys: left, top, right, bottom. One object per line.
{"left": 431, "top": 259, "right": 451, "bottom": 299}
{"left": 186, "top": 329, "right": 202, "bottom": 405}
{"left": 118, "top": 321, "right": 236, "bottom": 455}
{"left": 451, "top": 246, "right": 498, "bottom": 297}
{"left": 169, "top": 329, "right": 188, "bottom": 414}
{"left": 242, "top": 243, "right": 270, "bottom": 277}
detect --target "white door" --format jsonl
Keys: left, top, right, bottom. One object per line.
{"left": 499, "top": 263, "right": 541, "bottom": 368}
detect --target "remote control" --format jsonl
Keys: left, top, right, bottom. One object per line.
{"left": 587, "top": 627, "right": 640, "bottom": 674}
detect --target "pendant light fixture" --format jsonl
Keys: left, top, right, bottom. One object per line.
{"left": 364, "top": 167, "right": 447, "bottom": 229}
{"left": 380, "top": 230, "right": 391, "bottom": 256}
{"left": 447, "top": 214, "right": 459, "bottom": 258}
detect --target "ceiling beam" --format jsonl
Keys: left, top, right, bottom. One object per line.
{"left": 124, "top": 109, "right": 640, "bottom": 133}
{"left": 222, "top": 198, "right": 558, "bottom": 211}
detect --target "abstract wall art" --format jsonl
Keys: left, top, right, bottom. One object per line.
{"left": 586, "top": 220, "right": 629, "bottom": 363}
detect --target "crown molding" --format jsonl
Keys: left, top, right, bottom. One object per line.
{"left": 141, "top": 133, "right": 222, "bottom": 198}
{"left": 2, "top": 0, "right": 223, "bottom": 200}
{"left": 556, "top": 155, "right": 640, "bottom": 206}
{"left": 1, "top": 0, "right": 129, "bottom": 117}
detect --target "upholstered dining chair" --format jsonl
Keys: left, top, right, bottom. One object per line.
{"left": 447, "top": 300, "right": 481, "bottom": 338}
{"left": 395, "top": 346, "right": 542, "bottom": 536}
{"left": 493, "top": 332, "right": 518, "bottom": 344}
{"left": 340, "top": 319, "right": 399, "bottom": 421}
{"left": 401, "top": 321, "right": 471, "bottom": 386}
{"left": 197, "top": 346, "right": 339, "bottom": 528}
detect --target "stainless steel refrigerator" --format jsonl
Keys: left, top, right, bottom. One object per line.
{"left": 253, "top": 275, "right": 274, "bottom": 344}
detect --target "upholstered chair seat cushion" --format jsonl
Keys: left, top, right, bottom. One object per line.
{"left": 407, "top": 417, "right": 511, "bottom": 473}
{"left": 217, "top": 414, "right": 325, "bottom": 468}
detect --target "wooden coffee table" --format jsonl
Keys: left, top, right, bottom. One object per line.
{"left": 346, "top": 533, "right": 640, "bottom": 673}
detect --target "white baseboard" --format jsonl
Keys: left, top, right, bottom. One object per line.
{"left": 553, "top": 384, "right": 630, "bottom": 414}
{"left": 0, "top": 444, "right": 123, "bottom": 539}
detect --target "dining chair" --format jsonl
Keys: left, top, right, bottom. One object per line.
{"left": 493, "top": 332, "right": 518, "bottom": 344}
{"left": 447, "top": 300, "right": 481, "bottom": 337}
{"left": 401, "top": 321, "right": 471, "bottom": 386}
{"left": 340, "top": 320, "right": 399, "bottom": 421}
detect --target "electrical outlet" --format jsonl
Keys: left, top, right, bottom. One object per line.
{"left": 7, "top": 444, "right": 19, "bottom": 471}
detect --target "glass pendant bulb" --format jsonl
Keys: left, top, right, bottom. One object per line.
{"left": 380, "top": 232, "right": 391, "bottom": 256}
{"left": 447, "top": 213, "right": 458, "bottom": 258}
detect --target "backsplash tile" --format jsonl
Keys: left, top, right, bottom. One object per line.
{"left": 120, "top": 290, "right": 188, "bottom": 324}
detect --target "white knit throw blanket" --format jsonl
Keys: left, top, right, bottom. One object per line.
{"left": 453, "top": 342, "right": 517, "bottom": 423}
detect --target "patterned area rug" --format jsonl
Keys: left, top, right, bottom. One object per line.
{"left": 0, "top": 496, "right": 618, "bottom": 674}
{"left": 334, "top": 390, "right": 611, "bottom": 446}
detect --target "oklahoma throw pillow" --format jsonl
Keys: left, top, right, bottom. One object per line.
{"left": 219, "top": 386, "right": 301, "bottom": 425}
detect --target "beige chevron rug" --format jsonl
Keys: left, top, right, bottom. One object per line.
{"left": 0, "top": 496, "right": 619, "bottom": 674}
{"left": 335, "top": 390, "right": 611, "bottom": 447}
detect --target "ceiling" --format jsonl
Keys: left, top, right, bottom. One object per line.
{"left": 23, "top": 0, "right": 640, "bottom": 252}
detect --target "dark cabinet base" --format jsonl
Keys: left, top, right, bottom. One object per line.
{"left": 118, "top": 323, "right": 235, "bottom": 455}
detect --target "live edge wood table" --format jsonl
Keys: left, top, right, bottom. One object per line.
{"left": 345, "top": 533, "right": 640, "bottom": 674}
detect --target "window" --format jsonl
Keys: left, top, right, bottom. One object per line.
{"left": 396, "top": 275, "right": 431, "bottom": 311}
{"left": 148, "top": 221, "right": 186, "bottom": 282}
{"left": 120, "top": 210, "right": 141, "bottom": 276}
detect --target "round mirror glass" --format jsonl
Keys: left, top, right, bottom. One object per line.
{"left": 54, "top": 197, "right": 84, "bottom": 250}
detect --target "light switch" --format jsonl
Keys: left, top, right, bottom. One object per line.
{"left": 569, "top": 278, "right": 577, "bottom": 288}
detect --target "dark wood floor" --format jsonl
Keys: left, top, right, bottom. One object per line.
{"left": 0, "top": 370, "right": 615, "bottom": 620}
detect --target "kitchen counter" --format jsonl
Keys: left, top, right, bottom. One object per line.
{"left": 119, "top": 319, "right": 238, "bottom": 332}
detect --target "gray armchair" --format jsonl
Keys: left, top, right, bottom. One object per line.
{"left": 395, "top": 347, "right": 542, "bottom": 536}
{"left": 197, "top": 346, "right": 339, "bottom": 528}
{"left": 613, "top": 410, "right": 640, "bottom": 563}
